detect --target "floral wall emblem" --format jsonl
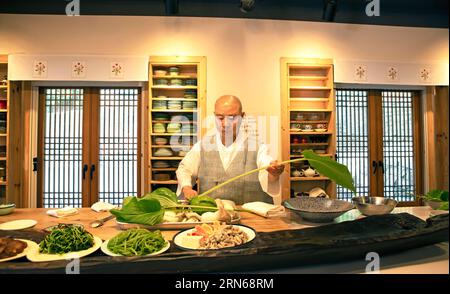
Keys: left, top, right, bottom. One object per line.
{"left": 419, "top": 68, "right": 431, "bottom": 82}
{"left": 72, "top": 61, "right": 86, "bottom": 78}
{"left": 354, "top": 65, "right": 367, "bottom": 81}
{"left": 33, "top": 61, "right": 47, "bottom": 78}
{"left": 110, "top": 62, "right": 124, "bottom": 78}
{"left": 387, "top": 66, "right": 398, "bottom": 81}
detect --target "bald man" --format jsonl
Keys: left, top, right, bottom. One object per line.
{"left": 176, "top": 95, "right": 285, "bottom": 204}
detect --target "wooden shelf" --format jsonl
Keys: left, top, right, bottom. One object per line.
{"left": 290, "top": 120, "right": 328, "bottom": 124}
{"left": 290, "top": 132, "right": 332, "bottom": 135}
{"left": 151, "top": 157, "right": 184, "bottom": 160}
{"left": 0, "top": 109, "right": 7, "bottom": 113}
{"left": 151, "top": 168, "right": 177, "bottom": 171}
{"left": 152, "top": 120, "right": 197, "bottom": 124}
{"left": 289, "top": 76, "right": 327, "bottom": 81}
{"left": 153, "top": 75, "right": 197, "bottom": 79}
{"left": 151, "top": 133, "right": 196, "bottom": 136}
{"left": 150, "top": 180, "right": 178, "bottom": 185}
{"left": 152, "top": 97, "right": 198, "bottom": 101}
{"left": 290, "top": 177, "right": 330, "bottom": 181}
{"left": 290, "top": 98, "right": 329, "bottom": 102}
{"left": 151, "top": 86, "right": 197, "bottom": 90}
{"left": 290, "top": 143, "right": 328, "bottom": 146}
{"left": 0, "top": 181, "right": 7, "bottom": 186}
{"left": 290, "top": 86, "right": 331, "bottom": 90}
{"left": 151, "top": 145, "right": 192, "bottom": 148}
{"left": 151, "top": 109, "right": 197, "bottom": 113}
{"left": 290, "top": 65, "right": 331, "bottom": 69}
{"left": 0, "top": 157, "right": 6, "bottom": 160}
{"left": 0, "top": 134, "right": 7, "bottom": 137}
{"left": 290, "top": 109, "right": 333, "bottom": 112}
{"left": 0, "top": 85, "right": 7, "bottom": 89}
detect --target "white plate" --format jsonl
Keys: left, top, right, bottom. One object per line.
{"left": 26, "top": 236, "right": 102, "bottom": 262}
{"left": 0, "top": 219, "right": 38, "bottom": 230}
{"left": 314, "top": 129, "right": 327, "bottom": 132}
{"left": 173, "top": 225, "right": 256, "bottom": 250}
{"left": 101, "top": 238, "right": 170, "bottom": 257}
{"left": 0, "top": 239, "right": 38, "bottom": 262}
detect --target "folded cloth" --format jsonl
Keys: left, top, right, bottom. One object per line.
{"left": 241, "top": 201, "right": 285, "bottom": 218}
{"left": 91, "top": 201, "right": 118, "bottom": 212}
{"left": 46, "top": 206, "right": 79, "bottom": 218}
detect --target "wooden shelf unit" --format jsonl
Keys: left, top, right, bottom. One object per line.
{"left": 281, "top": 58, "right": 336, "bottom": 200}
{"left": 0, "top": 59, "right": 8, "bottom": 203}
{"left": 147, "top": 56, "right": 206, "bottom": 193}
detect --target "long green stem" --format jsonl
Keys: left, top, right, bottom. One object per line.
{"left": 169, "top": 204, "right": 253, "bottom": 213}
{"left": 197, "top": 158, "right": 307, "bottom": 198}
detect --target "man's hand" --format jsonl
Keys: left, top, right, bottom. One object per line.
{"left": 182, "top": 186, "right": 198, "bottom": 200}
{"left": 266, "top": 160, "right": 285, "bottom": 181}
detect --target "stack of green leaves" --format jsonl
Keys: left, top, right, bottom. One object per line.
{"left": 39, "top": 224, "right": 94, "bottom": 254}
{"left": 107, "top": 229, "right": 167, "bottom": 256}
{"left": 419, "top": 190, "right": 449, "bottom": 210}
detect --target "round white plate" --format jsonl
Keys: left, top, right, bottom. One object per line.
{"left": 26, "top": 236, "right": 102, "bottom": 262}
{"left": 0, "top": 219, "right": 38, "bottom": 230}
{"left": 101, "top": 238, "right": 170, "bottom": 257}
{"left": 0, "top": 239, "right": 38, "bottom": 262}
{"left": 173, "top": 225, "right": 256, "bottom": 250}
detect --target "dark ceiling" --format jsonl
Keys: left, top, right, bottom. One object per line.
{"left": 0, "top": 0, "right": 448, "bottom": 28}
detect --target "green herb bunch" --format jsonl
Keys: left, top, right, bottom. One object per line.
{"left": 107, "top": 229, "right": 167, "bottom": 256}
{"left": 39, "top": 224, "right": 94, "bottom": 254}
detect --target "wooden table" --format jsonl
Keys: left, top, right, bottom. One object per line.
{"left": 0, "top": 206, "right": 441, "bottom": 240}
{"left": 0, "top": 206, "right": 448, "bottom": 274}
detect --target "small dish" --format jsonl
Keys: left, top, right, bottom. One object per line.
{"left": 101, "top": 238, "right": 170, "bottom": 257}
{"left": 0, "top": 219, "right": 38, "bottom": 230}
{"left": 0, "top": 203, "right": 15, "bottom": 216}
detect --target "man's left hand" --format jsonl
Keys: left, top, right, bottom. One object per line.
{"left": 266, "top": 160, "right": 285, "bottom": 179}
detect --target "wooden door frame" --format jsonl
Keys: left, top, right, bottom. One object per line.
{"left": 37, "top": 87, "right": 143, "bottom": 207}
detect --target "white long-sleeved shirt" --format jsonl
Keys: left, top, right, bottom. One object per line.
{"left": 176, "top": 131, "right": 282, "bottom": 204}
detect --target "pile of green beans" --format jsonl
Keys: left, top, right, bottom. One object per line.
{"left": 39, "top": 224, "right": 94, "bottom": 254}
{"left": 107, "top": 229, "right": 167, "bottom": 256}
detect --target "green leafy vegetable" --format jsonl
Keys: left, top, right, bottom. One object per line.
{"left": 418, "top": 190, "right": 449, "bottom": 211}
{"left": 189, "top": 196, "right": 217, "bottom": 214}
{"left": 142, "top": 188, "right": 178, "bottom": 207}
{"left": 107, "top": 229, "right": 167, "bottom": 256}
{"left": 39, "top": 224, "right": 94, "bottom": 254}
{"left": 302, "top": 150, "right": 357, "bottom": 194}
{"left": 110, "top": 197, "right": 164, "bottom": 226}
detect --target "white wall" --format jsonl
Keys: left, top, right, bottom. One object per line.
{"left": 1, "top": 14, "right": 448, "bottom": 157}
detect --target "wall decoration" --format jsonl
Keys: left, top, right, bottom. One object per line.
{"left": 419, "top": 68, "right": 431, "bottom": 82}
{"left": 110, "top": 62, "right": 124, "bottom": 78}
{"left": 33, "top": 61, "right": 47, "bottom": 78}
{"left": 354, "top": 65, "right": 367, "bottom": 81}
{"left": 72, "top": 61, "right": 86, "bottom": 78}
{"left": 387, "top": 66, "right": 398, "bottom": 81}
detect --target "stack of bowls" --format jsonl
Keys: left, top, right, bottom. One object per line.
{"left": 185, "top": 79, "right": 197, "bottom": 86}
{"left": 154, "top": 78, "right": 169, "bottom": 86}
{"left": 182, "top": 101, "right": 197, "bottom": 110}
{"left": 153, "top": 148, "right": 173, "bottom": 157}
{"left": 167, "top": 123, "right": 182, "bottom": 133}
{"left": 153, "top": 123, "right": 166, "bottom": 133}
{"left": 154, "top": 137, "right": 168, "bottom": 145}
{"left": 153, "top": 161, "right": 170, "bottom": 168}
{"left": 167, "top": 100, "right": 182, "bottom": 110}
{"left": 153, "top": 100, "right": 167, "bottom": 110}
{"left": 169, "top": 66, "right": 179, "bottom": 76}
{"left": 170, "top": 79, "right": 183, "bottom": 86}
{"left": 184, "top": 89, "right": 197, "bottom": 98}
{"left": 153, "top": 113, "right": 170, "bottom": 121}
{"left": 154, "top": 69, "right": 167, "bottom": 76}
